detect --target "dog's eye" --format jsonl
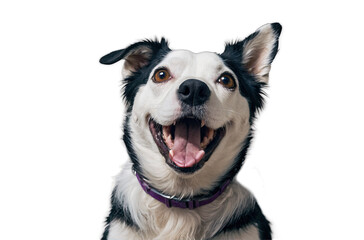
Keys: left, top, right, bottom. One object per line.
{"left": 217, "top": 74, "right": 236, "bottom": 90}
{"left": 153, "top": 68, "right": 171, "bottom": 83}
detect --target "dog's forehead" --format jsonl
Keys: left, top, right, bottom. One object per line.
{"left": 162, "top": 50, "right": 223, "bottom": 64}
{"left": 157, "top": 50, "right": 227, "bottom": 79}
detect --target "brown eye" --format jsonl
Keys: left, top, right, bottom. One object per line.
{"left": 217, "top": 74, "right": 236, "bottom": 90}
{"left": 153, "top": 68, "right": 171, "bottom": 83}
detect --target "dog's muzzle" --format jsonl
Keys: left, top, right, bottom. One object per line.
{"left": 148, "top": 79, "right": 226, "bottom": 174}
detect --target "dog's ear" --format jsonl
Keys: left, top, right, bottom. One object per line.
{"left": 223, "top": 23, "right": 282, "bottom": 83}
{"left": 100, "top": 38, "right": 169, "bottom": 77}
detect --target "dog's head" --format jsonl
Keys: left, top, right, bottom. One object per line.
{"left": 100, "top": 23, "right": 281, "bottom": 196}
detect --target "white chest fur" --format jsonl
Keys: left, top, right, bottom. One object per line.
{"left": 108, "top": 163, "right": 257, "bottom": 240}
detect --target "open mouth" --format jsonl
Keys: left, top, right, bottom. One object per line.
{"left": 149, "top": 117, "right": 226, "bottom": 174}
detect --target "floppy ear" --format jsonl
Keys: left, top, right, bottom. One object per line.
{"left": 100, "top": 38, "right": 169, "bottom": 77}
{"left": 223, "top": 23, "right": 282, "bottom": 83}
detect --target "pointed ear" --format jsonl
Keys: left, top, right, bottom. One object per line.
{"left": 223, "top": 23, "right": 282, "bottom": 83}
{"left": 242, "top": 23, "right": 282, "bottom": 83}
{"left": 99, "top": 38, "right": 169, "bottom": 77}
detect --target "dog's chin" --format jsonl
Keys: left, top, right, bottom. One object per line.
{"left": 148, "top": 116, "right": 226, "bottom": 174}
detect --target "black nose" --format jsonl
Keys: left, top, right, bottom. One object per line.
{"left": 178, "top": 79, "right": 211, "bottom": 106}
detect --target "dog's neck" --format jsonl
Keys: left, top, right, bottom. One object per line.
{"left": 135, "top": 172, "right": 231, "bottom": 209}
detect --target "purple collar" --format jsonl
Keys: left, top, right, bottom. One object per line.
{"left": 135, "top": 172, "right": 231, "bottom": 209}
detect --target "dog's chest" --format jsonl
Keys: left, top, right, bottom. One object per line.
{"left": 139, "top": 198, "right": 216, "bottom": 239}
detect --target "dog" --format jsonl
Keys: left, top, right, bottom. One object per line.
{"left": 99, "top": 22, "right": 281, "bottom": 240}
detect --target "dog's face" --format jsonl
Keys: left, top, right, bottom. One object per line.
{"left": 100, "top": 23, "right": 281, "bottom": 195}
{"left": 134, "top": 50, "right": 251, "bottom": 173}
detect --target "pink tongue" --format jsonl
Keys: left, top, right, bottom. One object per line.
{"left": 171, "top": 119, "right": 205, "bottom": 168}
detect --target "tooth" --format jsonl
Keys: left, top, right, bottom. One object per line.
{"left": 200, "top": 136, "right": 209, "bottom": 149}
{"left": 169, "top": 150, "right": 174, "bottom": 159}
{"left": 173, "top": 121, "right": 176, "bottom": 126}
{"left": 201, "top": 120, "right": 205, "bottom": 127}
{"left": 163, "top": 126, "right": 174, "bottom": 149}
{"left": 163, "top": 126, "right": 170, "bottom": 138}
{"left": 208, "top": 128, "right": 214, "bottom": 140}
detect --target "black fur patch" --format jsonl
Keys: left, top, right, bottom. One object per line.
{"left": 101, "top": 189, "right": 137, "bottom": 240}
{"left": 121, "top": 39, "right": 170, "bottom": 111}
{"left": 123, "top": 114, "right": 143, "bottom": 176}
{"left": 220, "top": 43, "right": 266, "bottom": 124}
{"left": 215, "top": 201, "right": 272, "bottom": 239}
{"left": 100, "top": 38, "right": 171, "bottom": 111}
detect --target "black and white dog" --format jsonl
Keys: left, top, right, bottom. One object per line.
{"left": 100, "top": 23, "right": 281, "bottom": 240}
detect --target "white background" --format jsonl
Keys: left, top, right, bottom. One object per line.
{"left": 1, "top": 1, "right": 363, "bottom": 239}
